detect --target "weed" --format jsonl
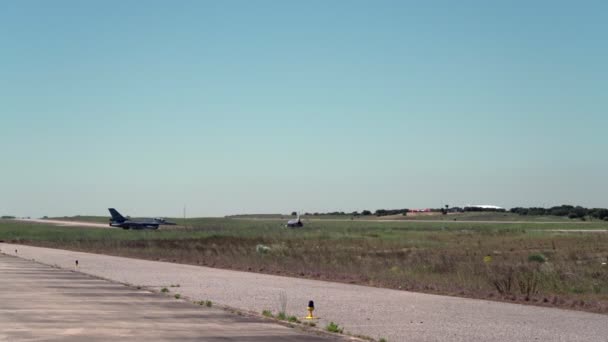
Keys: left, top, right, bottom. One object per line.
{"left": 326, "top": 322, "right": 343, "bottom": 333}
{"left": 287, "top": 315, "right": 300, "bottom": 323}
{"left": 170, "top": 284, "right": 181, "bottom": 287}
{"left": 489, "top": 265, "right": 515, "bottom": 295}
{"left": 276, "top": 311, "right": 287, "bottom": 320}
{"left": 379, "top": 338, "right": 388, "bottom": 342}
{"left": 256, "top": 244, "right": 271, "bottom": 254}
{"left": 205, "top": 300, "right": 212, "bottom": 307}
{"left": 161, "top": 287, "right": 169, "bottom": 293}
{"left": 262, "top": 310, "right": 273, "bottom": 318}
{"left": 278, "top": 290, "right": 287, "bottom": 315}
{"left": 174, "top": 294, "right": 181, "bottom": 299}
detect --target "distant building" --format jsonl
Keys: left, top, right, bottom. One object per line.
{"left": 468, "top": 205, "right": 504, "bottom": 210}
{"left": 464, "top": 205, "right": 505, "bottom": 212}
{"left": 410, "top": 208, "right": 431, "bottom": 213}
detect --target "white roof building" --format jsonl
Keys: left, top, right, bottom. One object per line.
{"left": 466, "top": 205, "right": 504, "bottom": 210}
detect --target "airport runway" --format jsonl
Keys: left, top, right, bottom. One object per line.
{"left": 16, "top": 218, "right": 110, "bottom": 228}
{"left": 1, "top": 243, "right": 607, "bottom": 342}
{"left": 0, "top": 253, "right": 337, "bottom": 342}
{"left": 234, "top": 217, "right": 592, "bottom": 224}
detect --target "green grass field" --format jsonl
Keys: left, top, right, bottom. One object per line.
{"left": 53, "top": 211, "right": 589, "bottom": 224}
{"left": 1, "top": 218, "right": 607, "bottom": 313}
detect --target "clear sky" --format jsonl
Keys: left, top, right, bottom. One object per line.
{"left": 1, "top": 0, "right": 607, "bottom": 218}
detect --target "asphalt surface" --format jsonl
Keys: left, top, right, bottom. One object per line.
{"left": 235, "top": 217, "right": 590, "bottom": 224}
{"left": 16, "top": 218, "right": 110, "bottom": 228}
{"left": 0, "top": 253, "right": 338, "bottom": 342}
{"left": 1, "top": 243, "right": 607, "bottom": 342}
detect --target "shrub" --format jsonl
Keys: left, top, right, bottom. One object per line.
{"left": 528, "top": 253, "right": 547, "bottom": 263}
{"left": 174, "top": 294, "right": 181, "bottom": 299}
{"left": 205, "top": 300, "right": 212, "bottom": 307}
{"left": 276, "top": 312, "right": 287, "bottom": 320}
{"left": 161, "top": 287, "right": 169, "bottom": 293}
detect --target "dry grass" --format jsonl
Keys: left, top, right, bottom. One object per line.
{"left": 1, "top": 219, "right": 607, "bottom": 313}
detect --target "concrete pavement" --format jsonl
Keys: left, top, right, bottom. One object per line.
{"left": 0, "top": 254, "right": 338, "bottom": 342}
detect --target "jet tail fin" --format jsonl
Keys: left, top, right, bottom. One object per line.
{"left": 108, "top": 208, "right": 126, "bottom": 222}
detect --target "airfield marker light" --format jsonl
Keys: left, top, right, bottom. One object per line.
{"left": 306, "top": 300, "right": 315, "bottom": 319}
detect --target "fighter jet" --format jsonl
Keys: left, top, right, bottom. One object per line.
{"left": 286, "top": 212, "right": 303, "bottom": 228}
{"left": 108, "top": 208, "right": 176, "bottom": 230}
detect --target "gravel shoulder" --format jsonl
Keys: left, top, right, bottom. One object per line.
{"left": 1, "top": 243, "right": 606, "bottom": 342}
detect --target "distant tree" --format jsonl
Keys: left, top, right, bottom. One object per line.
{"left": 361, "top": 210, "right": 372, "bottom": 216}
{"left": 591, "top": 209, "right": 608, "bottom": 220}
{"left": 374, "top": 209, "right": 408, "bottom": 216}
{"left": 291, "top": 211, "right": 297, "bottom": 216}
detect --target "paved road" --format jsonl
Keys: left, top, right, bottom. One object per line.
{"left": 235, "top": 217, "right": 591, "bottom": 224}
{"left": 15, "top": 218, "right": 110, "bottom": 228}
{"left": 1, "top": 243, "right": 607, "bottom": 342}
{"left": 0, "top": 253, "right": 339, "bottom": 342}
{"left": 543, "top": 229, "right": 608, "bottom": 233}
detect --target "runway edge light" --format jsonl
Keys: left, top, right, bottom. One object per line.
{"left": 305, "top": 300, "right": 317, "bottom": 320}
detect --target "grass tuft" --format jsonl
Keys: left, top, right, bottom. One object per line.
{"left": 326, "top": 321, "right": 343, "bottom": 333}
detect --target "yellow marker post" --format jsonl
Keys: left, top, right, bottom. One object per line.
{"left": 305, "top": 300, "right": 317, "bottom": 320}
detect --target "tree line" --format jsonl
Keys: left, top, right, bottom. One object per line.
{"left": 510, "top": 205, "right": 608, "bottom": 220}
{"left": 299, "top": 205, "right": 608, "bottom": 220}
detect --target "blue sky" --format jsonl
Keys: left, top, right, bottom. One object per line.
{"left": 1, "top": 1, "right": 607, "bottom": 217}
